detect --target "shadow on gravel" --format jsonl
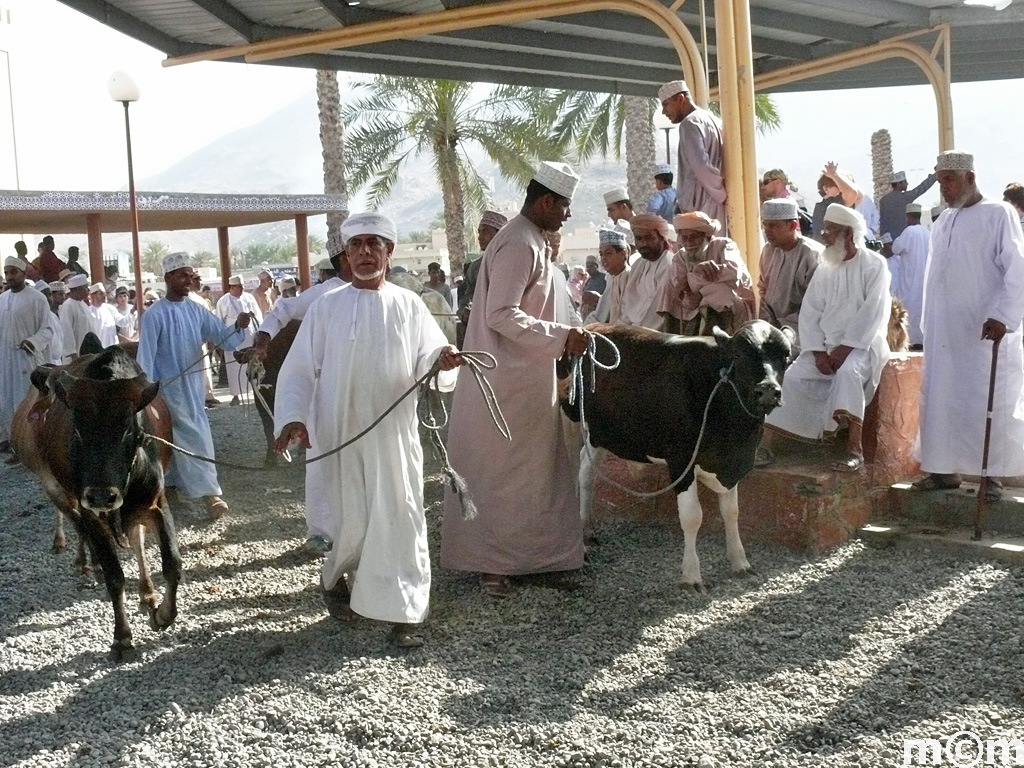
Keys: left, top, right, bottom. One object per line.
{"left": 774, "top": 568, "right": 1024, "bottom": 758}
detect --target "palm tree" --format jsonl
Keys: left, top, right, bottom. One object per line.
{"left": 142, "top": 240, "right": 169, "bottom": 275}
{"left": 316, "top": 69, "right": 349, "bottom": 254}
{"left": 343, "top": 77, "right": 555, "bottom": 275}
{"left": 549, "top": 91, "right": 782, "bottom": 208}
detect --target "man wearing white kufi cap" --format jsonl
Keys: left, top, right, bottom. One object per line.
{"left": 889, "top": 202, "right": 929, "bottom": 347}
{"left": 603, "top": 186, "right": 633, "bottom": 222}
{"left": 215, "top": 274, "right": 263, "bottom": 405}
{"left": 33, "top": 280, "right": 65, "bottom": 366}
{"left": 878, "top": 167, "right": 936, "bottom": 242}
{"left": 87, "top": 282, "right": 120, "bottom": 348}
{"left": 658, "top": 79, "right": 727, "bottom": 227}
{"left": 911, "top": 150, "right": 1024, "bottom": 497}
{"left": 648, "top": 163, "right": 677, "bottom": 224}
{"left": 442, "top": 160, "right": 590, "bottom": 596}
{"left": 58, "top": 273, "right": 94, "bottom": 363}
{"left": 755, "top": 197, "right": 822, "bottom": 344}
{"left": 315, "top": 257, "right": 337, "bottom": 283}
{"left": 585, "top": 225, "right": 632, "bottom": 324}
{"left": 275, "top": 210, "right": 464, "bottom": 648}
{"left": 457, "top": 210, "right": 509, "bottom": 347}
{"left": 137, "top": 251, "right": 252, "bottom": 519}
{"left": 0, "top": 255, "right": 53, "bottom": 453}
{"left": 761, "top": 203, "right": 891, "bottom": 472}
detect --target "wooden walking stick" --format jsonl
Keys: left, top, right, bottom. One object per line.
{"left": 974, "top": 336, "right": 1002, "bottom": 541}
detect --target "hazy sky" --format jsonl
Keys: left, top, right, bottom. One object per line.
{"left": 1, "top": 0, "right": 1023, "bottom": 252}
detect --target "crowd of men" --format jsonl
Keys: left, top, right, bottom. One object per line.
{"left": 3, "top": 75, "right": 1023, "bottom": 650}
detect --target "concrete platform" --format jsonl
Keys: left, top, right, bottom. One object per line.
{"left": 858, "top": 520, "right": 1024, "bottom": 565}
{"left": 887, "top": 481, "right": 1024, "bottom": 537}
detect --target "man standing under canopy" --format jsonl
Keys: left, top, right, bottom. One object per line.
{"left": 619, "top": 213, "right": 676, "bottom": 330}
{"left": 761, "top": 204, "right": 890, "bottom": 473}
{"left": 879, "top": 170, "right": 936, "bottom": 241}
{"left": 457, "top": 210, "right": 508, "bottom": 349}
{"left": 59, "top": 274, "right": 95, "bottom": 362}
{"left": 658, "top": 79, "right": 726, "bottom": 227}
{"left": 603, "top": 187, "right": 634, "bottom": 223}
{"left": 442, "top": 161, "right": 589, "bottom": 598}
{"left": 912, "top": 151, "right": 1024, "bottom": 499}
{"left": 216, "top": 275, "right": 263, "bottom": 405}
{"left": 0, "top": 256, "right": 53, "bottom": 454}
{"left": 890, "top": 203, "right": 929, "bottom": 348}
{"left": 274, "top": 212, "right": 463, "bottom": 648}
{"left": 137, "top": 252, "right": 251, "bottom": 520}
{"left": 648, "top": 164, "right": 677, "bottom": 224}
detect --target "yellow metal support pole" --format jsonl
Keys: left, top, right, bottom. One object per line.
{"left": 163, "top": 0, "right": 709, "bottom": 105}
{"left": 714, "top": 0, "right": 761, "bottom": 287}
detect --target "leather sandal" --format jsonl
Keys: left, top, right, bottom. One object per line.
{"left": 910, "top": 473, "right": 962, "bottom": 492}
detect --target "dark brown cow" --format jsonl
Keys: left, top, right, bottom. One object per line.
{"left": 250, "top": 320, "right": 301, "bottom": 467}
{"left": 12, "top": 338, "right": 179, "bottom": 661}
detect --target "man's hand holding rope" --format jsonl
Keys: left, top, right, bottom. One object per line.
{"left": 273, "top": 345, "right": 465, "bottom": 455}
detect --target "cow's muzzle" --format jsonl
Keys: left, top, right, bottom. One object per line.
{"left": 82, "top": 486, "right": 124, "bottom": 513}
{"left": 754, "top": 381, "right": 783, "bottom": 412}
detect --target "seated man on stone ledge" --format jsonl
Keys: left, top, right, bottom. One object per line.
{"left": 758, "top": 204, "right": 891, "bottom": 473}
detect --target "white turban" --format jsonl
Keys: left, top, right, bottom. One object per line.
{"left": 227, "top": 275, "right": 243, "bottom": 286}
{"left": 341, "top": 212, "right": 398, "bottom": 245}
{"left": 823, "top": 203, "right": 867, "bottom": 239}
{"left": 162, "top": 251, "right": 192, "bottom": 275}
{"left": 658, "top": 80, "right": 688, "bottom": 103}
{"left": 935, "top": 151, "right": 974, "bottom": 172}
{"left": 4, "top": 256, "right": 27, "bottom": 271}
{"left": 532, "top": 161, "right": 580, "bottom": 200}
{"left": 66, "top": 274, "right": 89, "bottom": 289}
{"left": 760, "top": 198, "right": 799, "bottom": 221}
{"left": 603, "top": 187, "right": 629, "bottom": 206}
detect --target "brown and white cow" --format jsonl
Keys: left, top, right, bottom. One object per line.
{"left": 560, "top": 320, "right": 790, "bottom": 591}
{"left": 12, "top": 337, "right": 179, "bottom": 661}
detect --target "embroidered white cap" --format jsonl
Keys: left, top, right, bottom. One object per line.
{"left": 341, "top": 212, "right": 398, "bottom": 244}
{"left": 49, "top": 281, "right": 67, "bottom": 293}
{"left": 603, "top": 187, "right": 629, "bottom": 206}
{"left": 760, "top": 198, "right": 800, "bottom": 221}
{"left": 89, "top": 282, "right": 106, "bottom": 294}
{"left": 906, "top": 203, "right": 922, "bottom": 214}
{"left": 658, "top": 80, "right": 688, "bottom": 102}
{"left": 532, "top": 161, "right": 580, "bottom": 200}
{"left": 228, "top": 275, "right": 243, "bottom": 286}
{"left": 162, "top": 251, "right": 192, "bottom": 275}
{"left": 890, "top": 171, "right": 907, "bottom": 183}
{"left": 935, "top": 150, "right": 974, "bottom": 172}
{"left": 654, "top": 163, "right": 673, "bottom": 176}
{"left": 66, "top": 274, "right": 89, "bottom": 289}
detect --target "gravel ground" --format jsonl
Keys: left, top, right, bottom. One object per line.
{"left": 2, "top": 395, "right": 1023, "bottom": 768}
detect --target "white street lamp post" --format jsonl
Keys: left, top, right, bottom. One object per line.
{"left": 108, "top": 71, "right": 144, "bottom": 315}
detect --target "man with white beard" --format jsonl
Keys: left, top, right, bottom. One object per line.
{"left": 759, "top": 204, "right": 891, "bottom": 472}
{"left": 889, "top": 203, "right": 929, "bottom": 348}
{"left": 619, "top": 213, "right": 675, "bottom": 330}
{"left": 656, "top": 210, "right": 755, "bottom": 335}
{"left": 911, "top": 151, "right": 1024, "bottom": 499}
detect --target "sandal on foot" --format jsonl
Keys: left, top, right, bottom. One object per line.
{"left": 391, "top": 623, "right": 425, "bottom": 648}
{"left": 479, "top": 574, "right": 513, "bottom": 598}
{"left": 322, "top": 578, "right": 357, "bottom": 622}
{"left": 910, "top": 473, "right": 962, "bottom": 492}
{"left": 831, "top": 453, "right": 864, "bottom": 473}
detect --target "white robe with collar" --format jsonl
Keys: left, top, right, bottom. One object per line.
{"left": 619, "top": 250, "right": 673, "bottom": 330}
{"left": 0, "top": 287, "right": 52, "bottom": 442}
{"left": 274, "top": 282, "right": 454, "bottom": 624}
{"left": 59, "top": 298, "right": 95, "bottom": 361}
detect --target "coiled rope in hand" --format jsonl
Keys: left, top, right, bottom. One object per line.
{"left": 145, "top": 349, "right": 508, "bottom": 520}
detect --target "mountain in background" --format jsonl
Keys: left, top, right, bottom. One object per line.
{"left": 101, "top": 90, "right": 631, "bottom": 255}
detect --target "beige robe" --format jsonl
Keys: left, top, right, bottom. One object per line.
{"left": 757, "top": 236, "right": 822, "bottom": 339}
{"left": 441, "top": 214, "right": 584, "bottom": 575}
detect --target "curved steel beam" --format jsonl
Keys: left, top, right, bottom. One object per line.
{"left": 163, "top": 0, "right": 708, "bottom": 105}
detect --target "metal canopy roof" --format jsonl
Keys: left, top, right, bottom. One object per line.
{"left": 57, "top": 0, "right": 1023, "bottom": 96}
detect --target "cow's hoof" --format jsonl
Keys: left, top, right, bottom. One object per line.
{"left": 51, "top": 540, "right": 66, "bottom": 554}
{"left": 149, "top": 603, "right": 177, "bottom": 631}
{"left": 138, "top": 593, "right": 159, "bottom": 614}
{"left": 108, "top": 642, "right": 137, "bottom": 663}
{"left": 684, "top": 581, "right": 709, "bottom": 594}
{"left": 733, "top": 565, "right": 757, "bottom": 578}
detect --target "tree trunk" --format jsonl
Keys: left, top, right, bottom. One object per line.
{"left": 624, "top": 96, "right": 657, "bottom": 211}
{"left": 316, "top": 69, "right": 349, "bottom": 255}
{"left": 870, "top": 129, "right": 892, "bottom": 206}
{"left": 438, "top": 147, "right": 467, "bottom": 277}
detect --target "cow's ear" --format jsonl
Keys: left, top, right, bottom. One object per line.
{"left": 711, "top": 325, "right": 732, "bottom": 347}
{"left": 30, "top": 366, "right": 54, "bottom": 395}
{"left": 53, "top": 371, "right": 77, "bottom": 405}
{"left": 137, "top": 380, "right": 160, "bottom": 412}
{"left": 79, "top": 332, "right": 103, "bottom": 356}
